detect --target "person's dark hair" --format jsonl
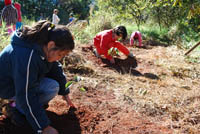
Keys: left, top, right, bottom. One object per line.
{"left": 19, "top": 20, "right": 75, "bottom": 51}
{"left": 113, "top": 26, "right": 127, "bottom": 40}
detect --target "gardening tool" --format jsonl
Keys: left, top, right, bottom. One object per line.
{"left": 185, "top": 41, "right": 200, "bottom": 56}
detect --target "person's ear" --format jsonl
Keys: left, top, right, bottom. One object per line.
{"left": 47, "top": 41, "right": 56, "bottom": 50}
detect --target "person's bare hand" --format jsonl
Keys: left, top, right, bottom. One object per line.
{"left": 63, "top": 95, "right": 75, "bottom": 108}
{"left": 42, "top": 126, "right": 58, "bottom": 134}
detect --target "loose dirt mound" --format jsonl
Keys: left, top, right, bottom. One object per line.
{"left": 0, "top": 88, "right": 172, "bottom": 134}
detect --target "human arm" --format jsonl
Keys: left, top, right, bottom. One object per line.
{"left": 130, "top": 32, "right": 135, "bottom": 46}
{"left": 99, "top": 30, "right": 114, "bottom": 61}
{"left": 45, "top": 62, "right": 75, "bottom": 107}
{"left": 52, "top": 14, "right": 56, "bottom": 24}
{"left": 137, "top": 32, "right": 143, "bottom": 47}
{"left": 130, "top": 38, "right": 134, "bottom": 46}
{"left": 62, "top": 94, "right": 75, "bottom": 107}
{"left": 56, "top": 15, "right": 60, "bottom": 23}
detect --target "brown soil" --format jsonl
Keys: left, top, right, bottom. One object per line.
{"left": 0, "top": 42, "right": 195, "bottom": 134}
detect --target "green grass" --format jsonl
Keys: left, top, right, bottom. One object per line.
{"left": 1, "top": 16, "right": 198, "bottom": 60}
{"left": 126, "top": 23, "right": 170, "bottom": 44}
{"left": 0, "top": 17, "right": 35, "bottom": 51}
{"left": 0, "top": 22, "right": 10, "bottom": 51}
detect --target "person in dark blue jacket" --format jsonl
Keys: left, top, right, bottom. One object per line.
{"left": 0, "top": 20, "right": 75, "bottom": 134}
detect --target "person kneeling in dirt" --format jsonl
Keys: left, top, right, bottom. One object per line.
{"left": 130, "top": 31, "right": 143, "bottom": 47}
{"left": 0, "top": 20, "right": 75, "bottom": 134}
{"left": 93, "top": 26, "right": 135, "bottom": 64}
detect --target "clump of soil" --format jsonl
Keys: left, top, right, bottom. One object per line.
{"left": 67, "top": 65, "right": 95, "bottom": 76}
{"left": 62, "top": 53, "right": 86, "bottom": 66}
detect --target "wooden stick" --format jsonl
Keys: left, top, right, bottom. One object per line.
{"left": 185, "top": 41, "right": 200, "bottom": 56}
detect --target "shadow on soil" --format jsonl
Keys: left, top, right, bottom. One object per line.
{"left": 0, "top": 107, "right": 81, "bottom": 134}
{"left": 81, "top": 45, "right": 159, "bottom": 80}
{"left": 49, "top": 107, "right": 81, "bottom": 134}
{"left": 102, "top": 57, "right": 159, "bottom": 80}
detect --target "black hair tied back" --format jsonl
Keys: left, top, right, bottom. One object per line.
{"left": 20, "top": 20, "right": 75, "bottom": 51}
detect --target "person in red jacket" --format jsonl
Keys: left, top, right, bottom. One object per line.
{"left": 14, "top": 2, "right": 22, "bottom": 30}
{"left": 130, "top": 31, "right": 143, "bottom": 47}
{"left": 93, "top": 26, "right": 134, "bottom": 64}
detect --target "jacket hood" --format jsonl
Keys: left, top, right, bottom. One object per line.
{"left": 11, "top": 32, "right": 46, "bottom": 58}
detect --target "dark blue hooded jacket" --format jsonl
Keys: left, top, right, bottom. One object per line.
{"left": 0, "top": 32, "right": 70, "bottom": 132}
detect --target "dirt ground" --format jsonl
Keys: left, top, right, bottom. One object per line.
{"left": 0, "top": 41, "right": 199, "bottom": 134}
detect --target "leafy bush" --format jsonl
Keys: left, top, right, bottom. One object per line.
{"left": 168, "top": 22, "right": 200, "bottom": 48}
{"left": 70, "top": 10, "right": 116, "bottom": 44}
{"left": 88, "top": 10, "right": 114, "bottom": 36}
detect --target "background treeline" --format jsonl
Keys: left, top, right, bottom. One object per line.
{"left": 0, "top": 0, "right": 200, "bottom": 51}
{"left": 0, "top": 0, "right": 92, "bottom": 24}
{"left": 87, "top": 0, "right": 200, "bottom": 47}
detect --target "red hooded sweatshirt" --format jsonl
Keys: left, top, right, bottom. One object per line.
{"left": 14, "top": 2, "right": 22, "bottom": 22}
{"left": 94, "top": 29, "right": 130, "bottom": 60}
{"left": 130, "top": 31, "right": 143, "bottom": 47}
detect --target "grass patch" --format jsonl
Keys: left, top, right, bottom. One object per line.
{"left": 0, "top": 22, "right": 10, "bottom": 51}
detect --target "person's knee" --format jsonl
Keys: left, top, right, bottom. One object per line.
{"left": 39, "top": 79, "right": 59, "bottom": 104}
{"left": 52, "top": 80, "right": 59, "bottom": 95}
{"left": 43, "top": 78, "right": 59, "bottom": 97}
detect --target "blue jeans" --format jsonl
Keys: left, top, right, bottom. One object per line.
{"left": 16, "top": 77, "right": 59, "bottom": 114}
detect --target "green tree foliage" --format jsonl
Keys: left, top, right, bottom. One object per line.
{"left": 59, "top": 0, "right": 91, "bottom": 20}
{"left": 96, "top": 0, "right": 148, "bottom": 29}
{"left": 153, "top": 0, "right": 200, "bottom": 31}
{"left": 149, "top": 0, "right": 184, "bottom": 30}
{"left": 94, "top": 0, "right": 200, "bottom": 31}
{"left": 0, "top": 0, "right": 92, "bottom": 24}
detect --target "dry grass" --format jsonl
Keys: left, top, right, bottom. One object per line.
{"left": 119, "top": 46, "right": 200, "bottom": 133}
{"left": 63, "top": 42, "right": 200, "bottom": 133}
